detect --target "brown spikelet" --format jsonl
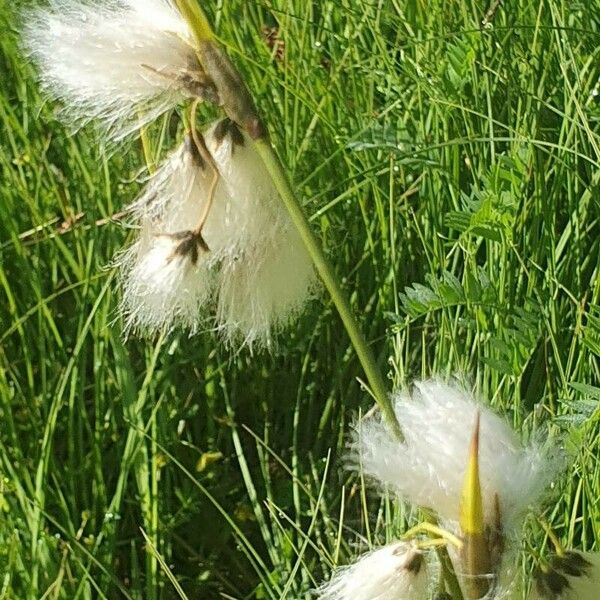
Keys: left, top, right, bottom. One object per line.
{"left": 262, "top": 26, "right": 285, "bottom": 62}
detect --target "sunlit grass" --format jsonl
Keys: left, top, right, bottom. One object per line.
{"left": 0, "top": 0, "right": 598, "bottom": 598}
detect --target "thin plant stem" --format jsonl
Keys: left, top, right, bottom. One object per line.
{"left": 189, "top": 99, "right": 219, "bottom": 234}
{"left": 253, "top": 139, "right": 403, "bottom": 441}
{"left": 167, "top": 4, "right": 463, "bottom": 599}
{"left": 403, "top": 522, "right": 463, "bottom": 550}
{"left": 173, "top": 0, "right": 403, "bottom": 440}
{"left": 139, "top": 122, "right": 155, "bottom": 175}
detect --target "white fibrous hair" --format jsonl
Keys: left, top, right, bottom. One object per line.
{"left": 204, "top": 119, "right": 288, "bottom": 258}
{"left": 119, "top": 121, "right": 316, "bottom": 344}
{"left": 214, "top": 225, "right": 315, "bottom": 347}
{"left": 119, "top": 224, "right": 213, "bottom": 334}
{"left": 316, "top": 542, "right": 428, "bottom": 600}
{"left": 355, "top": 379, "right": 559, "bottom": 533}
{"left": 205, "top": 120, "right": 316, "bottom": 347}
{"left": 529, "top": 552, "right": 600, "bottom": 600}
{"left": 119, "top": 137, "right": 215, "bottom": 334}
{"left": 127, "top": 136, "right": 226, "bottom": 229}
{"left": 22, "top": 0, "right": 202, "bottom": 140}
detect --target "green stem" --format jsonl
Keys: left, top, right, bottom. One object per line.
{"left": 175, "top": 0, "right": 402, "bottom": 439}
{"left": 253, "top": 139, "right": 403, "bottom": 441}
{"left": 170, "top": 2, "right": 463, "bottom": 597}
{"left": 173, "top": 0, "right": 214, "bottom": 43}
{"left": 412, "top": 511, "right": 464, "bottom": 600}
{"left": 443, "top": 555, "right": 466, "bottom": 600}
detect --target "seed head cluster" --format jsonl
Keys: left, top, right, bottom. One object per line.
{"left": 317, "top": 379, "right": 566, "bottom": 600}
{"left": 23, "top": 0, "right": 316, "bottom": 348}
{"left": 23, "top": 0, "right": 211, "bottom": 141}
{"left": 119, "top": 120, "right": 316, "bottom": 346}
{"left": 316, "top": 542, "right": 428, "bottom": 600}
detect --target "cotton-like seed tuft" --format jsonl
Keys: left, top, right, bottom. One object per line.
{"left": 206, "top": 120, "right": 317, "bottom": 348}
{"left": 119, "top": 122, "right": 316, "bottom": 345}
{"left": 316, "top": 542, "right": 428, "bottom": 600}
{"left": 119, "top": 136, "right": 216, "bottom": 334}
{"left": 204, "top": 118, "right": 288, "bottom": 258}
{"left": 354, "top": 379, "right": 559, "bottom": 533}
{"left": 22, "top": 0, "right": 208, "bottom": 140}
{"left": 127, "top": 135, "right": 222, "bottom": 228}
{"left": 214, "top": 224, "right": 316, "bottom": 348}
{"left": 119, "top": 225, "right": 213, "bottom": 334}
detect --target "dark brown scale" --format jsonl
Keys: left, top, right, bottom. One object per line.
{"left": 140, "top": 61, "right": 219, "bottom": 105}
{"left": 402, "top": 551, "right": 423, "bottom": 575}
{"left": 553, "top": 552, "right": 592, "bottom": 578}
{"left": 488, "top": 494, "right": 505, "bottom": 569}
{"left": 180, "top": 72, "right": 220, "bottom": 104}
{"left": 213, "top": 118, "right": 245, "bottom": 150}
{"left": 181, "top": 56, "right": 220, "bottom": 103}
{"left": 169, "top": 230, "right": 209, "bottom": 266}
{"left": 535, "top": 568, "right": 570, "bottom": 598}
{"left": 198, "top": 41, "right": 266, "bottom": 140}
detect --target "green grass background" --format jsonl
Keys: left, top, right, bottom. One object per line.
{"left": 0, "top": 0, "right": 599, "bottom": 598}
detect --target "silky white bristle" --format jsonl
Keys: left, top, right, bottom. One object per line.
{"left": 22, "top": 0, "right": 199, "bottom": 140}
{"left": 119, "top": 122, "right": 316, "bottom": 344}
{"left": 119, "top": 225, "right": 213, "bottom": 335}
{"left": 203, "top": 119, "right": 288, "bottom": 258}
{"left": 214, "top": 225, "right": 316, "bottom": 348}
{"left": 205, "top": 120, "right": 317, "bottom": 347}
{"left": 128, "top": 136, "right": 222, "bottom": 227}
{"left": 355, "top": 379, "right": 559, "bottom": 532}
{"left": 316, "top": 541, "right": 428, "bottom": 600}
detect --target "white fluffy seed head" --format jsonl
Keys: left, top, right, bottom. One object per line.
{"left": 529, "top": 553, "right": 600, "bottom": 600}
{"left": 204, "top": 119, "right": 288, "bottom": 257}
{"left": 22, "top": 0, "right": 199, "bottom": 140}
{"left": 120, "top": 123, "right": 316, "bottom": 344}
{"left": 118, "top": 224, "right": 213, "bottom": 335}
{"left": 205, "top": 120, "right": 317, "bottom": 348}
{"left": 214, "top": 224, "right": 316, "bottom": 348}
{"left": 128, "top": 136, "right": 222, "bottom": 229}
{"left": 355, "top": 379, "right": 559, "bottom": 533}
{"left": 119, "top": 137, "right": 215, "bottom": 335}
{"left": 316, "top": 542, "right": 428, "bottom": 600}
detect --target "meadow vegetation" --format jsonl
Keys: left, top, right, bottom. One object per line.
{"left": 0, "top": 0, "right": 598, "bottom": 598}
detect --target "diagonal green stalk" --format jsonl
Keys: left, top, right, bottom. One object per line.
{"left": 172, "top": 5, "right": 462, "bottom": 599}
{"left": 174, "top": 0, "right": 402, "bottom": 440}
{"left": 252, "top": 140, "right": 403, "bottom": 440}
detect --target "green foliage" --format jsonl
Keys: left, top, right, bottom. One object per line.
{"left": 0, "top": 0, "right": 599, "bottom": 598}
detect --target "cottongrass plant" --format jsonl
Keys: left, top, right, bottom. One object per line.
{"left": 319, "top": 378, "right": 569, "bottom": 600}
{"left": 120, "top": 118, "right": 315, "bottom": 345}
{"left": 23, "top": 0, "right": 213, "bottom": 141}
{"left": 23, "top": 0, "right": 316, "bottom": 348}
{"left": 356, "top": 379, "right": 556, "bottom": 531}
{"left": 20, "top": 2, "right": 594, "bottom": 599}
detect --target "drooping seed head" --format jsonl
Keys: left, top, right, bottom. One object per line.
{"left": 316, "top": 542, "right": 428, "bottom": 600}
{"left": 22, "top": 0, "right": 214, "bottom": 140}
